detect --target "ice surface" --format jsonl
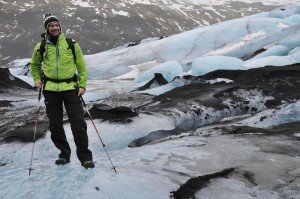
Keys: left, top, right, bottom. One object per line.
{"left": 195, "top": 178, "right": 280, "bottom": 199}
{"left": 134, "top": 61, "right": 182, "bottom": 83}
{"left": 0, "top": 115, "right": 210, "bottom": 199}
{"left": 83, "top": 79, "right": 134, "bottom": 102}
{"left": 6, "top": 58, "right": 30, "bottom": 68}
{"left": 291, "top": 51, "right": 300, "bottom": 62}
{"left": 288, "top": 46, "right": 300, "bottom": 54}
{"left": 205, "top": 24, "right": 299, "bottom": 59}
{"left": 184, "top": 18, "right": 293, "bottom": 60}
{"left": 296, "top": 4, "right": 300, "bottom": 14}
{"left": 9, "top": 5, "right": 300, "bottom": 94}
{"left": 250, "top": 45, "right": 291, "bottom": 60}
{"left": 205, "top": 78, "right": 233, "bottom": 84}
{"left": 136, "top": 77, "right": 233, "bottom": 96}
{"left": 244, "top": 49, "right": 300, "bottom": 69}
{"left": 112, "top": 61, "right": 160, "bottom": 81}
{"left": 9, "top": 66, "right": 34, "bottom": 86}
{"left": 87, "top": 113, "right": 175, "bottom": 151}
{"left": 221, "top": 88, "right": 275, "bottom": 116}
{"left": 9, "top": 67, "right": 24, "bottom": 76}
{"left": 189, "top": 56, "right": 245, "bottom": 76}
{"left": 140, "top": 37, "right": 160, "bottom": 44}
{"left": 270, "top": 6, "right": 298, "bottom": 19}
{"left": 278, "top": 28, "right": 300, "bottom": 48}
{"left": 135, "top": 77, "right": 187, "bottom": 95}
{"left": 81, "top": 13, "right": 299, "bottom": 81}
{"left": 244, "top": 55, "right": 294, "bottom": 69}
{"left": 285, "top": 14, "right": 300, "bottom": 23}
{"left": 235, "top": 101, "right": 300, "bottom": 128}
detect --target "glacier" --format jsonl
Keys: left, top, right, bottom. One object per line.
{"left": 0, "top": 3, "right": 300, "bottom": 199}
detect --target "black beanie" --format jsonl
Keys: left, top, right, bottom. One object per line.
{"left": 44, "top": 13, "right": 60, "bottom": 29}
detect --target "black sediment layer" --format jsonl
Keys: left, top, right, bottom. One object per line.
{"left": 170, "top": 168, "right": 235, "bottom": 199}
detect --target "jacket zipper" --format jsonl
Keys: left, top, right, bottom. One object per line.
{"left": 55, "top": 41, "right": 59, "bottom": 92}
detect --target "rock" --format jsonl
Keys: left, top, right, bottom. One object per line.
{"left": 88, "top": 104, "right": 138, "bottom": 123}
{"left": 1, "top": 122, "right": 49, "bottom": 143}
{"left": 170, "top": 168, "right": 235, "bottom": 199}
{"left": 0, "top": 68, "right": 33, "bottom": 91}
{"left": 128, "top": 128, "right": 183, "bottom": 147}
{"left": 137, "top": 73, "right": 169, "bottom": 91}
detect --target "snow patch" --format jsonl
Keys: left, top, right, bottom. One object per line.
{"left": 294, "top": 133, "right": 300, "bottom": 137}
{"left": 71, "top": 0, "right": 93, "bottom": 7}
{"left": 24, "top": 3, "right": 34, "bottom": 7}
{"left": 276, "top": 22, "right": 291, "bottom": 28}
{"left": 206, "top": 78, "right": 233, "bottom": 84}
{"left": 112, "top": 9, "right": 129, "bottom": 17}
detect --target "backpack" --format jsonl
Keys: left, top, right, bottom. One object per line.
{"left": 39, "top": 38, "right": 76, "bottom": 63}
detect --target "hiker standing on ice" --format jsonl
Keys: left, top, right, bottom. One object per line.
{"left": 30, "top": 13, "right": 94, "bottom": 169}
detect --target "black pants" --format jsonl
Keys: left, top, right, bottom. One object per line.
{"left": 44, "top": 90, "right": 93, "bottom": 163}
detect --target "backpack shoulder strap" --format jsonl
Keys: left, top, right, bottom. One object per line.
{"left": 39, "top": 38, "right": 76, "bottom": 63}
{"left": 66, "top": 38, "right": 76, "bottom": 63}
{"left": 39, "top": 39, "right": 46, "bottom": 62}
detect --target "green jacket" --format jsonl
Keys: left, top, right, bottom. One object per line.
{"left": 30, "top": 33, "right": 87, "bottom": 91}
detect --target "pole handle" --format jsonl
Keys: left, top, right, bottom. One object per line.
{"left": 80, "top": 95, "right": 87, "bottom": 107}
{"left": 38, "top": 87, "right": 42, "bottom": 101}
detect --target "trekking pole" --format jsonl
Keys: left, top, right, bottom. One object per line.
{"left": 28, "top": 87, "right": 43, "bottom": 176}
{"left": 80, "top": 96, "right": 117, "bottom": 173}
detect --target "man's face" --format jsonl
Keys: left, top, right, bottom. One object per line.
{"left": 48, "top": 21, "right": 60, "bottom": 38}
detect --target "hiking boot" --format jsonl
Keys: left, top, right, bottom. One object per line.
{"left": 81, "top": 161, "right": 95, "bottom": 169}
{"left": 55, "top": 158, "right": 70, "bottom": 166}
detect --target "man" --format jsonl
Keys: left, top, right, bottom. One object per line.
{"left": 30, "top": 13, "right": 94, "bottom": 169}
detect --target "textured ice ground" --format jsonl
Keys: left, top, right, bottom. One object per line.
{"left": 235, "top": 101, "right": 300, "bottom": 128}
{"left": 1, "top": 106, "right": 299, "bottom": 198}
{"left": 195, "top": 178, "right": 280, "bottom": 199}
{"left": 0, "top": 114, "right": 197, "bottom": 199}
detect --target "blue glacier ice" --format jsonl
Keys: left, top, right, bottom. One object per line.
{"left": 136, "top": 78, "right": 186, "bottom": 96}
{"left": 296, "top": 4, "right": 300, "bottom": 14}
{"left": 189, "top": 56, "right": 245, "bottom": 76}
{"left": 244, "top": 55, "right": 293, "bottom": 69}
{"left": 250, "top": 45, "right": 291, "bottom": 60}
{"left": 285, "top": 14, "right": 300, "bottom": 23}
{"left": 134, "top": 61, "right": 183, "bottom": 83}
{"left": 291, "top": 51, "right": 300, "bottom": 62}
{"left": 80, "top": 16, "right": 298, "bottom": 80}
{"left": 288, "top": 47, "right": 300, "bottom": 55}
{"left": 278, "top": 27, "right": 300, "bottom": 48}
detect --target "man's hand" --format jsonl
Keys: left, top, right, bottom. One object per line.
{"left": 78, "top": 87, "right": 86, "bottom": 96}
{"left": 35, "top": 80, "right": 43, "bottom": 88}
